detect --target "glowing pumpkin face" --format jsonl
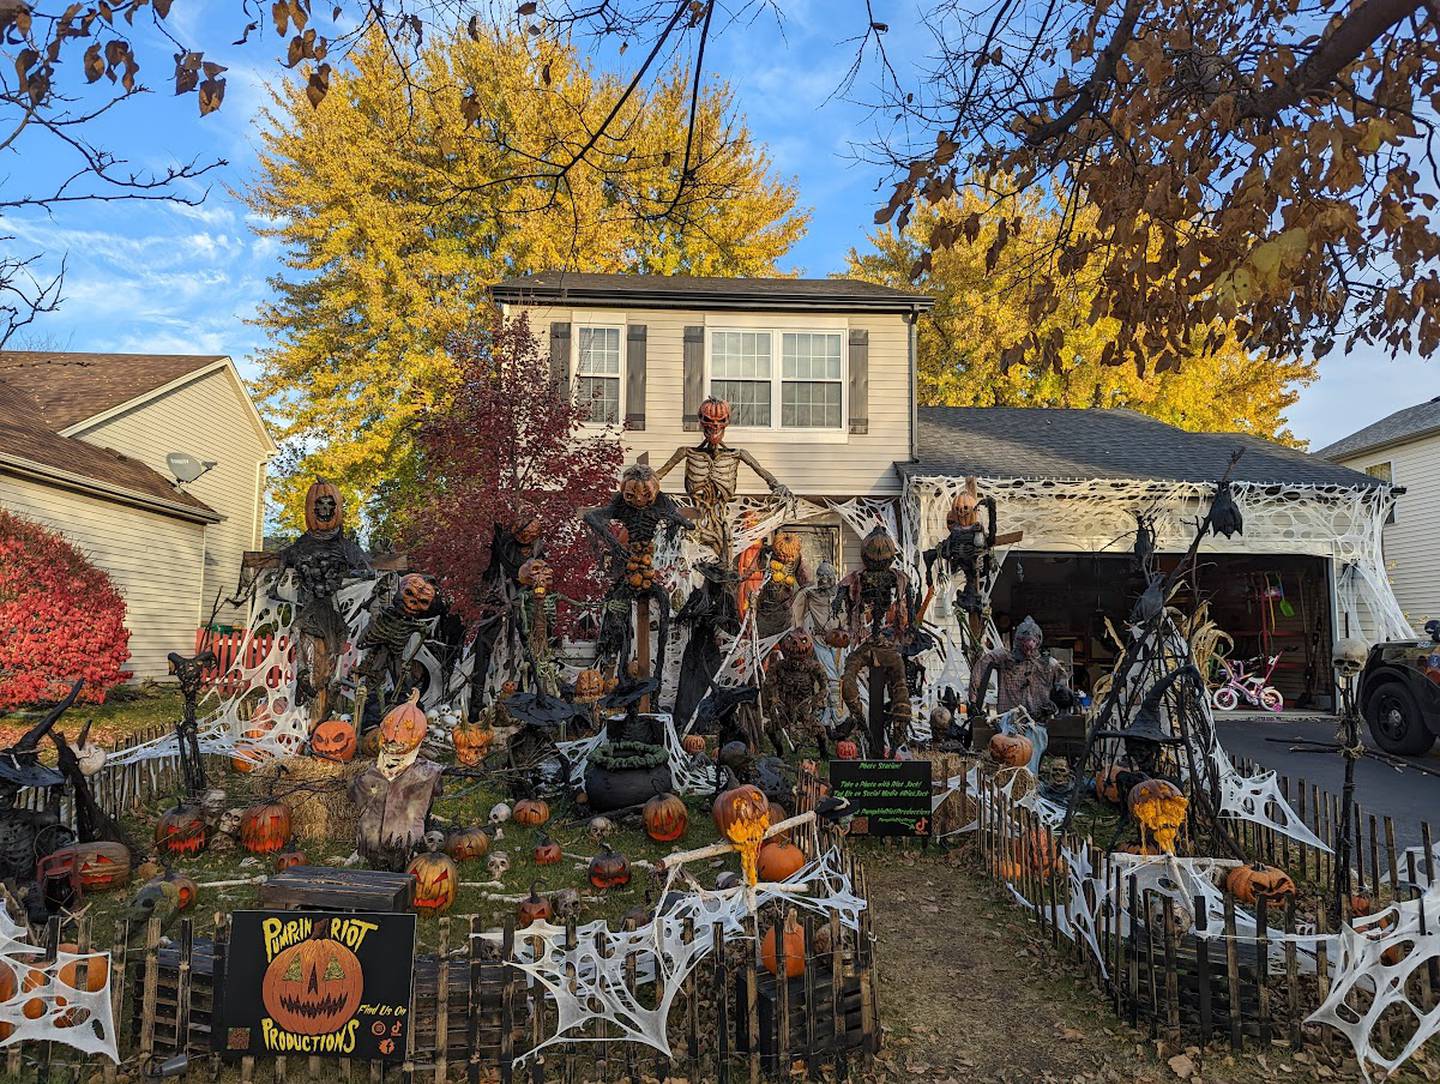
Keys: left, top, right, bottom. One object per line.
{"left": 698, "top": 396, "right": 731, "bottom": 444}
{"left": 408, "top": 852, "right": 458, "bottom": 913}
{"left": 304, "top": 480, "right": 343, "bottom": 533}
{"left": 311, "top": 719, "right": 357, "bottom": 763}
{"left": 642, "top": 793, "right": 688, "bottom": 843}
{"left": 574, "top": 668, "right": 605, "bottom": 703}
{"left": 262, "top": 928, "right": 363, "bottom": 1035}
{"left": 240, "top": 802, "right": 292, "bottom": 855}
{"left": 396, "top": 574, "right": 436, "bottom": 616}
{"left": 451, "top": 720, "right": 493, "bottom": 767}
{"left": 780, "top": 627, "right": 814, "bottom": 658}
{"left": 1127, "top": 778, "right": 1188, "bottom": 854}
{"left": 155, "top": 805, "right": 207, "bottom": 857}
{"left": 380, "top": 690, "right": 427, "bottom": 755}
{"left": 712, "top": 784, "right": 771, "bottom": 886}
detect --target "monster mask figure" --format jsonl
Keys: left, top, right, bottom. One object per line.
{"left": 968, "top": 615, "right": 1072, "bottom": 720}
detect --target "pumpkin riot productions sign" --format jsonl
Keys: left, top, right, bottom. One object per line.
{"left": 829, "top": 759, "right": 933, "bottom": 838}
{"left": 216, "top": 911, "right": 415, "bottom": 1060}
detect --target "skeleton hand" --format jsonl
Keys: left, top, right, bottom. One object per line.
{"left": 771, "top": 482, "right": 793, "bottom": 502}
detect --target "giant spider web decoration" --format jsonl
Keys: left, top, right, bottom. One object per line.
{"left": 0, "top": 909, "right": 117, "bottom": 1061}
{"left": 492, "top": 847, "right": 865, "bottom": 1063}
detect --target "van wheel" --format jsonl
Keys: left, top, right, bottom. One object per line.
{"left": 1365, "top": 681, "right": 1435, "bottom": 756}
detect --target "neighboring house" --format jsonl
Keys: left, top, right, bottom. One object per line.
{"left": 495, "top": 272, "right": 1405, "bottom": 710}
{"left": 0, "top": 351, "right": 276, "bottom": 681}
{"left": 1318, "top": 395, "right": 1440, "bottom": 631}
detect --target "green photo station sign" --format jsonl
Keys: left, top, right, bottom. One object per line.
{"left": 829, "top": 759, "right": 933, "bottom": 838}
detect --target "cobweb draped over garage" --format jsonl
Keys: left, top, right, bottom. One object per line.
{"left": 0, "top": 909, "right": 117, "bottom": 1062}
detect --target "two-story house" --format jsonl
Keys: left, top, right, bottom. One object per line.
{"left": 1319, "top": 395, "right": 1440, "bottom": 630}
{"left": 0, "top": 351, "right": 276, "bottom": 681}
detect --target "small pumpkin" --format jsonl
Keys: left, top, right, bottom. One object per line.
{"left": 239, "top": 802, "right": 292, "bottom": 855}
{"left": 408, "top": 851, "right": 459, "bottom": 913}
{"left": 451, "top": 720, "right": 494, "bottom": 767}
{"left": 757, "top": 840, "right": 806, "bottom": 883}
{"left": 155, "top": 804, "right": 208, "bottom": 857}
{"left": 574, "top": 668, "right": 606, "bottom": 703}
{"left": 445, "top": 825, "right": 490, "bottom": 862}
{"left": 587, "top": 843, "right": 631, "bottom": 890}
{"left": 642, "top": 793, "right": 688, "bottom": 843}
{"left": 1092, "top": 766, "right": 1123, "bottom": 806}
{"left": 273, "top": 850, "right": 306, "bottom": 873}
{"left": 1021, "top": 828, "right": 1062, "bottom": 879}
{"left": 513, "top": 797, "right": 551, "bottom": 828}
{"left": 518, "top": 882, "right": 554, "bottom": 928}
{"left": 380, "top": 690, "right": 427, "bottom": 754}
{"left": 310, "top": 718, "right": 357, "bottom": 763}
{"left": 1349, "top": 890, "right": 1375, "bottom": 917}
{"left": 1224, "top": 862, "right": 1297, "bottom": 906}
{"left": 533, "top": 834, "right": 563, "bottom": 865}
{"left": 760, "top": 913, "right": 806, "bottom": 978}
{"left": 835, "top": 739, "right": 859, "bottom": 761}
{"left": 231, "top": 723, "right": 272, "bottom": 774}
{"left": 681, "top": 734, "right": 707, "bottom": 756}
{"left": 166, "top": 874, "right": 198, "bottom": 912}
{"left": 712, "top": 784, "right": 771, "bottom": 886}
{"left": 988, "top": 733, "right": 1033, "bottom": 768}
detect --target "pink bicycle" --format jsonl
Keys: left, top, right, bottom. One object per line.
{"left": 1210, "top": 654, "right": 1284, "bottom": 712}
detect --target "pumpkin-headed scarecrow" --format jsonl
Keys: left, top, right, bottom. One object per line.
{"left": 746, "top": 532, "right": 809, "bottom": 639}
{"left": 763, "top": 627, "right": 832, "bottom": 757}
{"left": 349, "top": 692, "right": 444, "bottom": 871}
{"left": 923, "top": 475, "right": 999, "bottom": 615}
{"left": 836, "top": 528, "right": 915, "bottom": 756}
{"left": 355, "top": 574, "right": 447, "bottom": 729}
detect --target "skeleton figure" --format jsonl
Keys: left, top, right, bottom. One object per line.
{"left": 763, "top": 627, "right": 831, "bottom": 757}
{"left": 356, "top": 574, "right": 445, "bottom": 729}
{"left": 791, "top": 561, "right": 844, "bottom": 729}
{"left": 968, "top": 616, "right": 1071, "bottom": 720}
{"left": 280, "top": 480, "right": 373, "bottom": 723}
{"left": 582, "top": 464, "right": 690, "bottom": 677}
{"left": 655, "top": 397, "right": 791, "bottom": 561}
{"left": 166, "top": 649, "right": 214, "bottom": 797}
{"left": 836, "top": 528, "right": 915, "bottom": 755}
{"left": 467, "top": 506, "right": 548, "bottom": 721}
{"left": 924, "top": 477, "right": 997, "bottom": 615}
{"left": 671, "top": 561, "right": 740, "bottom": 726}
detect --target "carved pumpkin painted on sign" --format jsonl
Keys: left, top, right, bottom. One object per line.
{"left": 261, "top": 923, "right": 364, "bottom": 1035}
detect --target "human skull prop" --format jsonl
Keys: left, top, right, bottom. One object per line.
{"left": 928, "top": 706, "right": 952, "bottom": 744}
{"left": 218, "top": 808, "right": 243, "bottom": 837}
{"left": 1333, "top": 638, "right": 1368, "bottom": 681}
{"left": 588, "top": 816, "right": 615, "bottom": 844}
{"left": 486, "top": 851, "right": 511, "bottom": 880}
{"left": 423, "top": 828, "right": 447, "bottom": 853}
{"left": 552, "top": 888, "right": 582, "bottom": 921}
{"left": 489, "top": 802, "right": 512, "bottom": 826}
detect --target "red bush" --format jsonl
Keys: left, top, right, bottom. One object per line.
{"left": 0, "top": 508, "right": 132, "bottom": 710}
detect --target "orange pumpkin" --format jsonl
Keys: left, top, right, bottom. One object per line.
{"left": 381, "top": 690, "right": 428, "bottom": 754}
{"left": 1224, "top": 863, "right": 1297, "bottom": 906}
{"left": 533, "top": 834, "right": 563, "bottom": 865}
{"left": 53, "top": 842, "right": 130, "bottom": 892}
{"left": 50, "top": 945, "right": 110, "bottom": 1028}
{"left": 757, "top": 840, "right": 806, "bottom": 882}
{"left": 445, "top": 826, "right": 490, "bottom": 862}
{"left": 712, "top": 784, "right": 771, "bottom": 885}
{"left": 166, "top": 874, "right": 198, "bottom": 912}
{"left": 518, "top": 882, "right": 553, "bottom": 928}
{"left": 273, "top": 850, "right": 306, "bottom": 874}
{"left": 304, "top": 479, "right": 344, "bottom": 533}
{"left": 1092, "top": 766, "right": 1124, "bottom": 806}
{"left": 771, "top": 532, "right": 803, "bottom": 564}
{"left": 1021, "top": 828, "right": 1062, "bottom": 878}
{"left": 396, "top": 574, "right": 437, "bottom": 616}
{"left": 239, "top": 802, "right": 292, "bottom": 855}
{"left": 642, "top": 793, "right": 688, "bottom": 843}
{"left": 574, "top": 668, "right": 606, "bottom": 702}
{"left": 155, "top": 805, "right": 207, "bottom": 857}
{"left": 681, "top": 734, "right": 706, "bottom": 755}
{"left": 1349, "top": 890, "right": 1375, "bottom": 917}
{"left": 835, "top": 739, "right": 859, "bottom": 761}
{"left": 513, "top": 798, "right": 551, "bottom": 828}
{"left": 310, "top": 718, "right": 357, "bottom": 763}
{"left": 988, "top": 733, "right": 1033, "bottom": 768}
{"left": 452, "top": 720, "right": 493, "bottom": 767}
{"left": 262, "top": 926, "right": 363, "bottom": 1034}
{"left": 761, "top": 913, "right": 805, "bottom": 978}
{"left": 232, "top": 720, "right": 273, "bottom": 774}
{"left": 1127, "top": 778, "right": 1189, "bottom": 854}
{"left": 408, "top": 851, "right": 459, "bottom": 913}
{"left": 587, "top": 844, "right": 631, "bottom": 890}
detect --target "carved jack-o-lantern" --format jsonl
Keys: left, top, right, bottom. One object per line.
{"left": 712, "top": 784, "right": 771, "bottom": 886}
{"left": 274, "top": 850, "right": 306, "bottom": 874}
{"left": 947, "top": 477, "right": 982, "bottom": 530}
{"left": 771, "top": 532, "right": 803, "bottom": 565}
{"left": 574, "top": 668, "right": 606, "bottom": 703}
{"left": 445, "top": 825, "right": 490, "bottom": 863}
{"left": 261, "top": 925, "right": 364, "bottom": 1035}
{"left": 513, "top": 798, "right": 551, "bottom": 828}
{"left": 155, "top": 805, "right": 208, "bottom": 857}
{"left": 310, "top": 718, "right": 357, "bottom": 763}
{"left": 1224, "top": 863, "right": 1297, "bottom": 905}
{"left": 56, "top": 842, "right": 131, "bottom": 891}
{"left": 239, "top": 802, "right": 292, "bottom": 855}
{"left": 380, "top": 690, "right": 427, "bottom": 754}
{"left": 396, "top": 574, "right": 436, "bottom": 616}
{"left": 408, "top": 851, "right": 459, "bottom": 913}
{"left": 860, "top": 526, "right": 898, "bottom": 567}
{"left": 620, "top": 464, "right": 661, "bottom": 509}
{"left": 988, "top": 733, "right": 1033, "bottom": 768}
{"left": 642, "top": 793, "right": 688, "bottom": 843}
{"left": 681, "top": 733, "right": 706, "bottom": 756}
{"left": 587, "top": 843, "right": 631, "bottom": 890}
{"left": 304, "top": 479, "right": 343, "bottom": 533}
{"left": 698, "top": 396, "right": 731, "bottom": 443}
{"left": 451, "top": 720, "right": 493, "bottom": 767}
{"left": 533, "top": 834, "right": 563, "bottom": 865}
{"left": 518, "top": 882, "right": 553, "bottom": 928}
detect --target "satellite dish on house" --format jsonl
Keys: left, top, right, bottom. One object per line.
{"left": 166, "top": 452, "right": 218, "bottom": 487}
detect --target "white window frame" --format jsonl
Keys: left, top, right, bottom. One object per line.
{"left": 703, "top": 317, "right": 849, "bottom": 440}
{"left": 571, "top": 320, "right": 626, "bottom": 429}
{"left": 1365, "top": 461, "right": 1396, "bottom": 523}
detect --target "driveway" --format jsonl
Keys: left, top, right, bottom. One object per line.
{"left": 1214, "top": 712, "right": 1440, "bottom": 852}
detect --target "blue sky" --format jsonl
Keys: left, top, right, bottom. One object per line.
{"left": 6, "top": 2, "right": 1432, "bottom": 450}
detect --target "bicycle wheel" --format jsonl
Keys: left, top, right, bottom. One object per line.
{"left": 1259, "top": 687, "right": 1284, "bottom": 713}
{"left": 1212, "top": 686, "right": 1239, "bottom": 711}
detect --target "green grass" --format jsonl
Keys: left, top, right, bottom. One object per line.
{"left": 0, "top": 684, "right": 183, "bottom": 740}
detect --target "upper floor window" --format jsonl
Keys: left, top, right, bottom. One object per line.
{"left": 708, "top": 328, "right": 844, "bottom": 430}
{"left": 575, "top": 325, "right": 622, "bottom": 425}
{"left": 1365, "top": 461, "right": 1393, "bottom": 484}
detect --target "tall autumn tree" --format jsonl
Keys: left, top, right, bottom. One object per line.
{"left": 848, "top": 193, "right": 1316, "bottom": 443}
{"left": 246, "top": 25, "right": 807, "bottom": 533}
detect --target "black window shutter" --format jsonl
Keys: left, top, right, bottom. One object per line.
{"left": 549, "top": 322, "right": 571, "bottom": 390}
{"left": 625, "top": 324, "right": 647, "bottom": 430}
{"left": 683, "top": 325, "right": 705, "bottom": 431}
{"left": 849, "top": 328, "right": 869, "bottom": 434}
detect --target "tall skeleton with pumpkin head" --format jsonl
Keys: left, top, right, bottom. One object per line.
{"left": 925, "top": 476, "right": 998, "bottom": 615}
{"left": 655, "top": 397, "right": 792, "bottom": 562}
{"left": 355, "top": 573, "right": 447, "bottom": 728}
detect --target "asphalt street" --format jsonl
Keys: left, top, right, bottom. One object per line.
{"left": 1215, "top": 713, "right": 1440, "bottom": 853}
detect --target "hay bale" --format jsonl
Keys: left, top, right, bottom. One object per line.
{"left": 993, "top": 764, "right": 1035, "bottom": 800}
{"left": 915, "top": 751, "right": 979, "bottom": 837}
{"left": 255, "top": 756, "right": 368, "bottom": 844}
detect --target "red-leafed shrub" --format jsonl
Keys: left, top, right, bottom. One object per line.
{"left": 0, "top": 509, "right": 132, "bottom": 710}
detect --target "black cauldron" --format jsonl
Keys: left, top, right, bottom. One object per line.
{"left": 583, "top": 741, "right": 673, "bottom": 812}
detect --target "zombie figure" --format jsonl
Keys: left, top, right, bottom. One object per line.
{"left": 750, "top": 531, "right": 808, "bottom": 639}
{"left": 763, "top": 627, "right": 831, "bottom": 757}
{"left": 672, "top": 561, "right": 741, "bottom": 726}
{"left": 792, "top": 560, "right": 844, "bottom": 729}
{"left": 924, "top": 476, "right": 998, "bottom": 615}
{"left": 655, "top": 397, "right": 791, "bottom": 561}
{"left": 0, "top": 683, "right": 81, "bottom": 889}
{"left": 166, "top": 649, "right": 214, "bottom": 798}
{"left": 356, "top": 574, "right": 447, "bottom": 729}
{"left": 350, "top": 698, "right": 443, "bottom": 871}
{"left": 836, "top": 528, "right": 915, "bottom": 756}
{"left": 583, "top": 464, "right": 691, "bottom": 678}
{"left": 279, "top": 480, "right": 372, "bottom": 724}
{"left": 968, "top": 616, "right": 1072, "bottom": 720}
{"left": 467, "top": 506, "right": 550, "bottom": 722}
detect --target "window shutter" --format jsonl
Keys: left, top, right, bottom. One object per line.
{"left": 625, "top": 324, "right": 647, "bottom": 430}
{"left": 549, "top": 322, "right": 571, "bottom": 390}
{"left": 683, "top": 325, "right": 704, "bottom": 431}
{"left": 849, "top": 328, "right": 869, "bottom": 434}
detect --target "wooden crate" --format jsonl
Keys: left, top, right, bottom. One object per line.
{"left": 258, "top": 866, "right": 414, "bottom": 911}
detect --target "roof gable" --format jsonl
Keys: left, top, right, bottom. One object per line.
{"left": 1316, "top": 395, "right": 1440, "bottom": 461}
{"left": 0, "top": 351, "right": 227, "bottom": 431}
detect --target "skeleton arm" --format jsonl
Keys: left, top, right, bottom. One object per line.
{"left": 653, "top": 447, "right": 688, "bottom": 483}
{"left": 735, "top": 447, "right": 792, "bottom": 500}
{"left": 581, "top": 501, "right": 629, "bottom": 558}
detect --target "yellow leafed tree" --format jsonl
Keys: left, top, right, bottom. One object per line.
{"left": 846, "top": 193, "right": 1316, "bottom": 444}
{"left": 246, "top": 27, "right": 808, "bottom": 532}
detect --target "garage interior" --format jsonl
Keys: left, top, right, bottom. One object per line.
{"left": 987, "top": 551, "right": 1336, "bottom": 711}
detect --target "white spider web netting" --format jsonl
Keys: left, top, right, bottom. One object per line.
{"left": 557, "top": 711, "right": 719, "bottom": 795}
{"left": 481, "top": 847, "right": 865, "bottom": 1063}
{"left": 0, "top": 908, "right": 118, "bottom": 1062}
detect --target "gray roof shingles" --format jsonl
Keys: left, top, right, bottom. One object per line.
{"left": 491, "top": 272, "right": 934, "bottom": 312}
{"left": 905, "top": 406, "right": 1382, "bottom": 488}
{"left": 1315, "top": 395, "right": 1440, "bottom": 462}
